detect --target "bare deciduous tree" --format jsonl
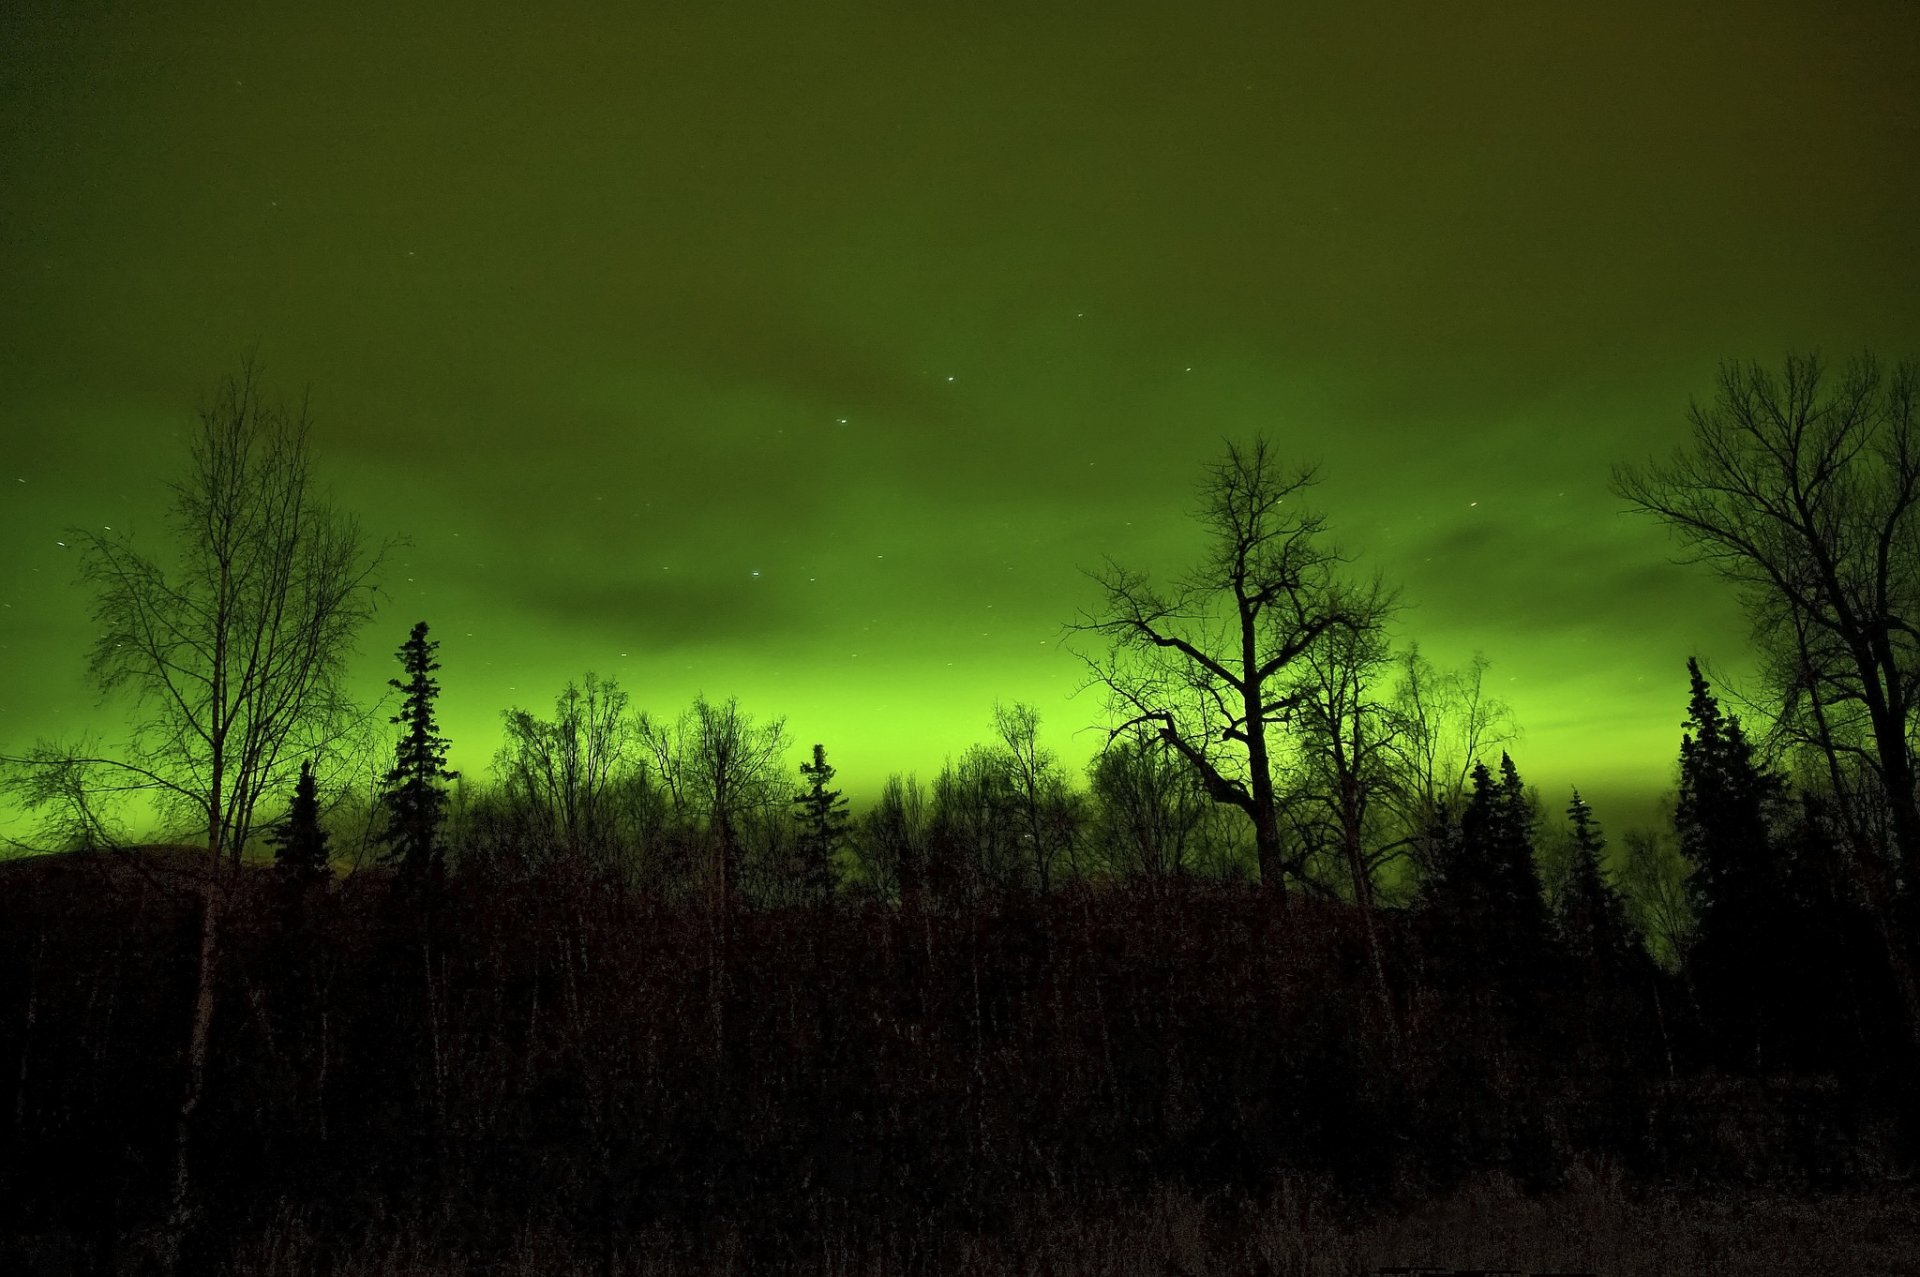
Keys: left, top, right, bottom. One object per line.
{"left": 1284, "top": 576, "right": 1401, "bottom": 906}
{"left": 1073, "top": 439, "right": 1359, "bottom": 899}
{"left": 853, "top": 772, "right": 929, "bottom": 902}
{"left": 496, "top": 672, "right": 634, "bottom": 862}
{"left": 993, "top": 701, "right": 1078, "bottom": 893}
{"left": 1088, "top": 726, "right": 1209, "bottom": 884}
{"left": 1385, "top": 644, "right": 1517, "bottom": 883}
{"left": 1613, "top": 352, "right": 1920, "bottom": 943}
{"left": 1, "top": 364, "right": 385, "bottom": 1250}
{"left": 640, "top": 695, "right": 788, "bottom": 906}
{"left": 5, "top": 364, "right": 385, "bottom": 869}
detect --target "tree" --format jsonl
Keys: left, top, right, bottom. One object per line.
{"left": 1674, "top": 658, "right": 1795, "bottom": 1065}
{"left": 1613, "top": 354, "right": 1920, "bottom": 935}
{"left": 928, "top": 746, "right": 1022, "bottom": 906}
{"left": 1380, "top": 646, "right": 1519, "bottom": 893}
{"left": 497, "top": 673, "right": 633, "bottom": 863}
{"left": 1676, "top": 659, "right": 1784, "bottom": 930}
{"left": 377, "top": 622, "right": 457, "bottom": 879}
{"left": 993, "top": 702, "right": 1077, "bottom": 893}
{"left": 17, "top": 364, "right": 385, "bottom": 868}
{"left": 1429, "top": 754, "right": 1554, "bottom": 997}
{"left": 1616, "top": 826, "right": 1696, "bottom": 974}
{"left": 1087, "top": 727, "right": 1208, "bottom": 884}
{"left": 1555, "top": 789, "right": 1640, "bottom": 972}
{"left": 853, "top": 772, "right": 929, "bottom": 902}
{"left": 1074, "top": 439, "right": 1362, "bottom": 899}
{"left": 793, "top": 743, "right": 849, "bottom": 903}
{"left": 266, "top": 759, "right": 330, "bottom": 880}
{"left": 1285, "top": 578, "right": 1402, "bottom": 906}
{"left": 640, "top": 695, "right": 788, "bottom": 905}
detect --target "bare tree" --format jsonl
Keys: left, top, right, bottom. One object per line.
{"left": 1384, "top": 644, "right": 1517, "bottom": 884}
{"left": 640, "top": 695, "right": 788, "bottom": 906}
{"left": 496, "top": 672, "right": 634, "bottom": 863}
{"left": 1, "top": 740, "right": 130, "bottom": 853}
{"left": 993, "top": 702, "right": 1077, "bottom": 893}
{"left": 1073, "top": 439, "right": 1359, "bottom": 899}
{"left": 4, "top": 365, "right": 385, "bottom": 868}
{"left": 1617, "top": 826, "right": 1696, "bottom": 974}
{"left": 1284, "top": 576, "right": 1401, "bottom": 906}
{"left": 0, "top": 364, "right": 384, "bottom": 1251}
{"left": 1613, "top": 353, "right": 1920, "bottom": 935}
{"left": 853, "top": 772, "right": 930, "bottom": 902}
{"left": 1087, "top": 726, "right": 1209, "bottom": 884}
{"left": 929, "top": 745, "right": 1022, "bottom": 905}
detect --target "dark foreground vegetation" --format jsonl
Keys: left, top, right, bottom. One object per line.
{"left": 1, "top": 849, "right": 1915, "bottom": 1276}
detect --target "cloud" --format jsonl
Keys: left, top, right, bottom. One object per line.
{"left": 498, "top": 568, "right": 808, "bottom": 653}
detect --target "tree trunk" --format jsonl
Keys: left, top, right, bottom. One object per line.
{"left": 1252, "top": 804, "right": 1285, "bottom": 900}
{"left": 1245, "top": 695, "right": 1288, "bottom": 902}
{"left": 1341, "top": 783, "right": 1398, "bottom": 1054}
{"left": 167, "top": 884, "right": 222, "bottom": 1251}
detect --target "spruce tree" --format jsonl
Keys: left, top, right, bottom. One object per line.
{"left": 1675, "top": 657, "right": 1787, "bottom": 1066}
{"left": 1492, "top": 753, "right": 1554, "bottom": 966}
{"left": 378, "top": 621, "right": 458, "bottom": 879}
{"left": 794, "top": 743, "right": 849, "bottom": 902}
{"left": 1434, "top": 754, "right": 1554, "bottom": 1009}
{"left": 1557, "top": 789, "right": 1640, "bottom": 971}
{"left": 268, "top": 759, "right": 330, "bottom": 880}
{"left": 1445, "top": 760, "right": 1506, "bottom": 919}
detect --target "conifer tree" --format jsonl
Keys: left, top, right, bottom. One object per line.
{"left": 1557, "top": 789, "right": 1640, "bottom": 971}
{"left": 1443, "top": 760, "right": 1505, "bottom": 918}
{"left": 1675, "top": 657, "right": 1788, "bottom": 1065}
{"left": 378, "top": 622, "right": 458, "bottom": 879}
{"left": 794, "top": 743, "right": 849, "bottom": 902}
{"left": 1493, "top": 753, "right": 1553, "bottom": 961}
{"left": 1677, "top": 658, "right": 1782, "bottom": 916}
{"left": 267, "top": 759, "right": 330, "bottom": 880}
{"left": 1433, "top": 754, "right": 1554, "bottom": 1003}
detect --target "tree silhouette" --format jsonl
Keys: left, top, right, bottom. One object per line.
{"left": 267, "top": 759, "right": 330, "bottom": 881}
{"left": 793, "top": 743, "right": 849, "bottom": 903}
{"left": 498, "top": 673, "right": 633, "bottom": 864}
{"left": 1087, "top": 727, "right": 1207, "bottom": 884}
{"left": 853, "top": 772, "right": 928, "bottom": 902}
{"left": 1286, "top": 577, "right": 1401, "bottom": 905}
{"left": 1614, "top": 355, "right": 1920, "bottom": 947}
{"left": 1555, "top": 789, "right": 1640, "bottom": 973}
{"left": 378, "top": 622, "right": 457, "bottom": 880}
{"left": 22, "top": 363, "right": 385, "bottom": 868}
{"left": 1432, "top": 754, "right": 1554, "bottom": 1000}
{"left": 641, "top": 695, "right": 788, "bottom": 906}
{"left": 992, "top": 702, "right": 1078, "bottom": 892}
{"left": 929, "top": 746, "right": 1022, "bottom": 905}
{"left": 1675, "top": 658, "right": 1795, "bottom": 1066}
{"left": 1074, "top": 438, "right": 1362, "bottom": 900}
{"left": 1386, "top": 646, "right": 1517, "bottom": 881}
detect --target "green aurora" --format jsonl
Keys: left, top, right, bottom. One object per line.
{"left": 3, "top": 0, "right": 1917, "bottom": 841}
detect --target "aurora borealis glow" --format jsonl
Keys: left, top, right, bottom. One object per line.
{"left": 3, "top": 1, "right": 1918, "bottom": 841}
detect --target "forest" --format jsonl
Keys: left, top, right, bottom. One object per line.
{"left": 3, "top": 354, "right": 1919, "bottom": 1275}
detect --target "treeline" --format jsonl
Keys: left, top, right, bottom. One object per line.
{"left": 292, "top": 638, "right": 1900, "bottom": 1089}
{"left": 1, "top": 639, "right": 1912, "bottom": 1270}
{"left": 4, "top": 353, "right": 1920, "bottom": 1270}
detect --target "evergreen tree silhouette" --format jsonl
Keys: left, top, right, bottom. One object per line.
{"left": 1675, "top": 657, "right": 1787, "bottom": 1067}
{"left": 1557, "top": 789, "right": 1641, "bottom": 972}
{"left": 794, "top": 743, "right": 849, "bottom": 902}
{"left": 1433, "top": 754, "right": 1554, "bottom": 1014}
{"left": 378, "top": 621, "right": 458, "bottom": 880}
{"left": 267, "top": 759, "right": 330, "bottom": 880}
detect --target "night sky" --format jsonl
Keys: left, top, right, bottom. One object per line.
{"left": 4, "top": 1, "right": 1917, "bottom": 839}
